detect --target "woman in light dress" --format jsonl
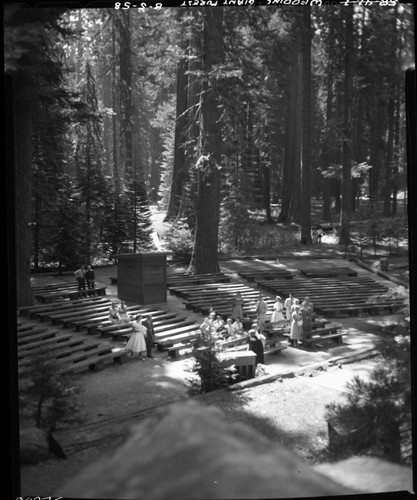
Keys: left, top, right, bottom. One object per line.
{"left": 289, "top": 304, "right": 303, "bottom": 347}
{"left": 118, "top": 300, "right": 130, "bottom": 323}
{"left": 270, "top": 296, "right": 285, "bottom": 324}
{"left": 108, "top": 301, "right": 120, "bottom": 324}
{"left": 126, "top": 315, "right": 147, "bottom": 359}
{"left": 231, "top": 292, "right": 244, "bottom": 321}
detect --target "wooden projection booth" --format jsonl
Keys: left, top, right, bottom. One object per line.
{"left": 114, "top": 253, "right": 168, "bottom": 305}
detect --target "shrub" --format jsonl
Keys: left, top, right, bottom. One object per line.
{"left": 162, "top": 219, "right": 194, "bottom": 265}
{"left": 19, "top": 352, "right": 82, "bottom": 432}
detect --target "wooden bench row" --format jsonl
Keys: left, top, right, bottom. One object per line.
{"left": 17, "top": 321, "right": 131, "bottom": 376}
{"left": 298, "top": 267, "right": 358, "bottom": 278}
{"left": 33, "top": 286, "right": 107, "bottom": 304}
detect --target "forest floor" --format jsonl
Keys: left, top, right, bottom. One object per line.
{"left": 18, "top": 251, "right": 412, "bottom": 497}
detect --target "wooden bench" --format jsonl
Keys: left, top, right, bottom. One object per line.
{"left": 34, "top": 286, "right": 107, "bottom": 304}
{"left": 166, "top": 335, "right": 203, "bottom": 359}
{"left": 298, "top": 267, "right": 358, "bottom": 278}
{"left": 317, "top": 300, "right": 406, "bottom": 318}
{"left": 238, "top": 270, "right": 294, "bottom": 282}
{"left": 19, "top": 340, "right": 104, "bottom": 367}
{"left": 302, "top": 331, "right": 345, "bottom": 347}
{"left": 18, "top": 296, "right": 107, "bottom": 318}
{"left": 18, "top": 333, "right": 76, "bottom": 356}
{"left": 58, "top": 348, "right": 131, "bottom": 375}
{"left": 18, "top": 330, "right": 61, "bottom": 346}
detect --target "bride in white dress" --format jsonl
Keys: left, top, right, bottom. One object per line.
{"left": 126, "top": 315, "right": 147, "bottom": 359}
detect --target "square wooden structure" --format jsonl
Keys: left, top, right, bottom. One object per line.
{"left": 114, "top": 253, "right": 168, "bottom": 305}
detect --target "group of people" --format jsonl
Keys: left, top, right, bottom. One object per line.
{"left": 74, "top": 265, "right": 95, "bottom": 294}
{"left": 273, "top": 293, "right": 314, "bottom": 347}
{"left": 199, "top": 310, "right": 244, "bottom": 343}
{"left": 108, "top": 300, "right": 155, "bottom": 360}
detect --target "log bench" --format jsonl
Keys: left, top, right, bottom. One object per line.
{"left": 58, "top": 348, "right": 131, "bottom": 375}
{"left": 298, "top": 267, "right": 358, "bottom": 278}
{"left": 18, "top": 329, "right": 60, "bottom": 345}
{"left": 19, "top": 339, "right": 103, "bottom": 367}
{"left": 317, "top": 300, "right": 406, "bottom": 318}
{"left": 18, "top": 296, "right": 107, "bottom": 318}
{"left": 18, "top": 334, "right": 80, "bottom": 358}
{"left": 302, "top": 331, "right": 345, "bottom": 348}
{"left": 33, "top": 286, "right": 107, "bottom": 304}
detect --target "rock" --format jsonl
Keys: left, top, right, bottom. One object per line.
{"left": 59, "top": 400, "right": 359, "bottom": 500}
{"left": 20, "top": 427, "right": 50, "bottom": 465}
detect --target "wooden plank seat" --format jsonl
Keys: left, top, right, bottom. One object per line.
{"left": 18, "top": 296, "right": 107, "bottom": 318}
{"left": 167, "top": 337, "right": 202, "bottom": 359}
{"left": 18, "top": 339, "right": 103, "bottom": 367}
{"left": 83, "top": 308, "right": 164, "bottom": 335}
{"left": 33, "top": 300, "right": 112, "bottom": 323}
{"left": 69, "top": 306, "right": 154, "bottom": 331}
{"left": 317, "top": 300, "right": 406, "bottom": 318}
{"left": 168, "top": 282, "right": 247, "bottom": 298}
{"left": 183, "top": 293, "right": 264, "bottom": 312}
{"left": 58, "top": 348, "right": 131, "bottom": 375}
{"left": 302, "top": 331, "right": 345, "bottom": 347}
{"left": 18, "top": 330, "right": 65, "bottom": 346}
{"left": 94, "top": 312, "right": 182, "bottom": 338}
{"left": 18, "top": 326, "right": 51, "bottom": 339}
{"left": 58, "top": 303, "right": 156, "bottom": 329}
{"left": 158, "top": 331, "right": 202, "bottom": 351}
{"left": 18, "top": 333, "right": 78, "bottom": 357}
{"left": 153, "top": 324, "right": 202, "bottom": 347}
{"left": 30, "top": 282, "right": 80, "bottom": 293}
{"left": 18, "top": 343, "right": 114, "bottom": 374}
{"left": 34, "top": 286, "right": 107, "bottom": 304}
{"left": 113, "top": 318, "right": 198, "bottom": 343}
{"left": 238, "top": 270, "right": 294, "bottom": 282}
{"left": 298, "top": 267, "right": 358, "bottom": 278}
{"left": 166, "top": 274, "right": 231, "bottom": 287}
{"left": 46, "top": 303, "right": 114, "bottom": 325}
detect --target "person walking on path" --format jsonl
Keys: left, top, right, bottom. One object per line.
{"left": 284, "top": 293, "right": 295, "bottom": 320}
{"left": 85, "top": 265, "right": 95, "bottom": 294}
{"left": 231, "top": 292, "right": 244, "bottom": 321}
{"left": 255, "top": 294, "right": 268, "bottom": 331}
{"left": 74, "top": 266, "right": 86, "bottom": 293}
{"left": 143, "top": 314, "right": 155, "bottom": 358}
{"left": 126, "top": 315, "right": 147, "bottom": 360}
{"left": 289, "top": 304, "right": 303, "bottom": 347}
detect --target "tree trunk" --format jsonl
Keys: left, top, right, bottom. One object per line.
{"left": 339, "top": 7, "right": 354, "bottom": 246}
{"left": 165, "top": 55, "right": 188, "bottom": 220}
{"left": 278, "top": 34, "right": 302, "bottom": 223}
{"left": 301, "top": 6, "right": 312, "bottom": 244}
{"left": 13, "top": 75, "right": 33, "bottom": 306}
{"left": 189, "top": 9, "right": 223, "bottom": 275}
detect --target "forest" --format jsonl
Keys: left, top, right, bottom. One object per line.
{"left": 4, "top": 3, "right": 414, "bottom": 307}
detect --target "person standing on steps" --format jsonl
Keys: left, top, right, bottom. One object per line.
{"left": 231, "top": 292, "right": 244, "bottom": 321}
{"left": 85, "top": 265, "right": 95, "bottom": 295}
{"left": 74, "top": 265, "right": 86, "bottom": 295}
{"left": 126, "top": 315, "right": 147, "bottom": 360}
{"left": 255, "top": 294, "right": 268, "bottom": 331}
{"left": 143, "top": 314, "right": 155, "bottom": 358}
{"left": 108, "top": 301, "right": 120, "bottom": 324}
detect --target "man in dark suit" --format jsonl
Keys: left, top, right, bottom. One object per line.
{"left": 143, "top": 314, "right": 155, "bottom": 358}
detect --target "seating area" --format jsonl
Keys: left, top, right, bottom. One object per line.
{"left": 18, "top": 296, "right": 203, "bottom": 371}
{"left": 166, "top": 271, "right": 231, "bottom": 287}
{"left": 256, "top": 276, "right": 406, "bottom": 318}
{"left": 169, "top": 281, "right": 276, "bottom": 323}
{"left": 17, "top": 320, "right": 130, "bottom": 376}
{"left": 32, "top": 282, "right": 107, "bottom": 304}
{"left": 221, "top": 259, "right": 294, "bottom": 282}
